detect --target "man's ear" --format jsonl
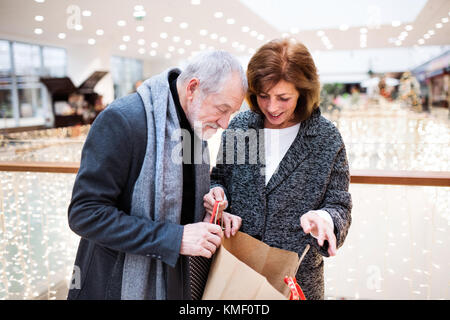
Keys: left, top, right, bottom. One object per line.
{"left": 186, "top": 78, "right": 200, "bottom": 101}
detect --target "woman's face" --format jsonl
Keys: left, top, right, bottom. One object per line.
{"left": 256, "top": 80, "right": 300, "bottom": 129}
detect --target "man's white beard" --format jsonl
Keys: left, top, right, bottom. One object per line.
{"left": 188, "top": 97, "right": 219, "bottom": 141}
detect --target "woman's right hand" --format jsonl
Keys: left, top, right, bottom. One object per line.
{"left": 203, "top": 187, "right": 228, "bottom": 219}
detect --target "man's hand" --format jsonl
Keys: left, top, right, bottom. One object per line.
{"left": 300, "top": 211, "right": 337, "bottom": 257}
{"left": 203, "top": 211, "right": 242, "bottom": 238}
{"left": 203, "top": 187, "right": 228, "bottom": 220}
{"left": 180, "top": 222, "right": 223, "bottom": 258}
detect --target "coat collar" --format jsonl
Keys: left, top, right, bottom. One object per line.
{"left": 249, "top": 108, "right": 322, "bottom": 195}
{"left": 248, "top": 108, "right": 321, "bottom": 137}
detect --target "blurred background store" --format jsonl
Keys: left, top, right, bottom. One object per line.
{"left": 0, "top": 0, "right": 449, "bottom": 300}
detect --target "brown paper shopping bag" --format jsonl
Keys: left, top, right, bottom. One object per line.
{"left": 201, "top": 231, "right": 309, "bottom": 300}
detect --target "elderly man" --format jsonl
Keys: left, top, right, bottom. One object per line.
{"left": 67, "top": 51, "right": 247, "bottom": 300}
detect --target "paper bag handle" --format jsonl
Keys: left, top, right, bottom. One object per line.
{"left": 209, "top": 200, "right": 224, "bottom": 230}
{"left": 294, "top": 244, "right": 310, "bottom": 275}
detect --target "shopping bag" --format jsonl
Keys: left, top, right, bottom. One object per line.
{"left": 201, "top": 231, "right": 309, "bottom": 300}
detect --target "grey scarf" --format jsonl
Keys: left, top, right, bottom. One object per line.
{"left": 120, "top": 68, "right": 211, "bottom": 300}
{"left": 121, "top": 68, "right": 184, "bottom": 300}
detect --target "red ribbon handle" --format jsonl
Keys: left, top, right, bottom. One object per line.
{"left": 284, "top": 276, "right": 306, "bottom": 300}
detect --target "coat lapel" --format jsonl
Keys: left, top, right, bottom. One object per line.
{"left": 265, "top": 108, "right": 321, "bottom": 195}
{"left": 248, "top": 112, "right": 268, "bottom": 198}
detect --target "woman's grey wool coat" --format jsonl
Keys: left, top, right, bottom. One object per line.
{"left": 210, "top": 108, "right": 352, "bottom": 300}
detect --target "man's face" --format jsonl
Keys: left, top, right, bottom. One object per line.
{"left": 187, "top": 73, "right": 245, "bottom": 140}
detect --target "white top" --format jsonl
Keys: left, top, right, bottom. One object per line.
{"left": 263, "top": 123, "right": 334, "bottom": 237}
{"left": 264, "top": 123, "right": 300, "bottom": 185}
{"left": 220, "top": 122, "right": 334, "bottom": 239}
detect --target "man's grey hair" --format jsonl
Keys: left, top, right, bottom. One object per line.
{"left": 178, "top": 50, "right": 248, "bottom": 95}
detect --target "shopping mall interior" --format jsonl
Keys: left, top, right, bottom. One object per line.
{"left": 0, "top": 0, "right": 449, "bottom": 300}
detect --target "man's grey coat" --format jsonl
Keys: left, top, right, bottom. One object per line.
{"left": 67, "top": 88, "right": 210, "bottom": 299}
{"left": 211, "top": 108, "right": 352, "bottom": 300}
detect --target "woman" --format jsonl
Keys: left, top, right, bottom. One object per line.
{"left": 203, "top": 39, "right": 352, "bottom": 300}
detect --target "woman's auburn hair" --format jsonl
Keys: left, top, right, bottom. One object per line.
{"left": 246, "top": 39, "right": 321, "bottom": 122}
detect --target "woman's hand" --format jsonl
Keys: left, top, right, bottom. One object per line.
{"left": 203, "top": 187, "right": 228, "bottom": 220}
{"left": 300, "top": 211, "right": 337, "bottom": 257}
{"left": 203, "top": 211, "right": 242, "bottom": 238}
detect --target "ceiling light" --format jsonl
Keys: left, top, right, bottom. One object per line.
{"left": 74, "top": 24, "right": 83, "bottom": 31}
{"left": 435, "top": 23, "right": 443, "bottom": 29}
{"left": 317, "top": 30, "right": 324, "bottom": 37}
{"left": 34, "top": 28, "right": 43, "bottom": 35}
{"left": 210, "top": 33, "right": 218, "bottom": 40}
{"left": 232, "top": 41, "right": 239, "bottom": 48}
{"left": 163, "top": 16, "right": 173, "bottom": 23}
{"left": 248, "top": 48, "right": 256, "bottom": 54}
{"left": 88, "top": 38, "right": 96, "bottom": 45}
{"left": 138, "top": 39, "right": 146, "bottom": 46}
{"left": 35, "top": 0, "right": 45, "bottom": 3}
{"left": 424, "top": 34, "right": 430, "bottom": 39}
{"left": 257, "top": 34, "right": 265, "bottom": 41}
{"left": 392, "top": 21, "right": 401, "bottom": 27}
{"left": 250, "top": 30, "right": 258, "bottom": 37}
{"left": 119, "top": 44, "right": 127, "bottom": 51}
{"left": 360, "top": 43, "right": 367, "bottom": 48}
{"left": 150, "top": 50, "right": 157, "bottom": 56}
{"left": 428, "top": 30, "right": 435, "bottom": 35}
{"left": 34, "top": 15, "right": 44, "bottom": 22}
{"left": 339, "top": 24, "right": 349, "bottom": 31}
{"left": 290, "top": 27, "right": 299, "bottom": 34}
{"left": 173, "top": 36, "right": 180, "bottom": 43}
{"left": 168, "top": 46, "right": 175, "bottom": 52}
{"left": 214, "top": 12, "right": 223, "bottom": 18}
{"left": 96, "top": 29, "right": 104, "bottom": 36}
{"left": 400, "top": 31, "right": 408, "bottom": 37}
{"left": 82, "top": 10, "right": 92, "bottom": 17}
{"left": 134, "top": 5, "right": 144, "bottom": 11}
{"left": 360, "top": 28, "right": 368, "bottom": 34}
{"left": 58, "top": 33, "right": 66, "bottom": 39}
{"left": 151, "top": 42, "right": 159, "bottom": 48}
{"left": 405, "top": 25, "right": 413, "bottom": 31}
{"left": 219, "top": 36, "right": 227, "bottom": 43}
{"left": 117, "top": 20, "right": 126, "bottom": 27}
{"left": 226, "top": 18, "right": 235, "bottom": 25}
{"left": 138, "top": 48, "right": 146, "bottom": 54}
{"left": 199, "top": 43, "right": 207, "bottom": 50}
{"left": 122, "top": 35, "right": 131, "bottom": 42}
{"left": 184, "top": 39, "right": 192, "bottom": 46}
{"left": 239, "top": 44, "right": 246, "bottom": 51}
{"left": 395, "top": 40, "right": 402, "bottom": 46}
{"left": 281, "top": 33, "right": 290, "bottom": 39}
{"left": 178, "top": 48, "right": 185, "bottom": 54}
{"left": 199, "top": 29, "right": 208, "bottom": 36}
{"left": 160, "top": 32, "right": 168, "bottom": 39}
{"left": 191, "top": 0, "right": 201, "bottom": 4}
{"left": 241, "top": 26, "right": 250, "bottom": 33}
{"left": 418, "top": 39, "right": 425, "bottom": 45}
{"left": 133, "top": 10, "right": 146, "bottom": 18}
{"left": 442, "top": 17, "right": 449, "bottom": 23}
{"left": 165, "top": 53, "right": 172, "bottom": 59}
{"left": 136, "top": 26, "right": 145, "bottom": 32}
{"left": 179, "top": 22, "right": 189, "bottom": 29}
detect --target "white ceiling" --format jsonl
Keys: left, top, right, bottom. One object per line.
{"left": 0, "top": 0, "right": 449, "bottom": 69}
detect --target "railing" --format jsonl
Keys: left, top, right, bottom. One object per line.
{"left": 1, "top": 161, "right": 449, "bottom": 186}
{"left": 0, "top": 161, "right": 449, "bottom": 300}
